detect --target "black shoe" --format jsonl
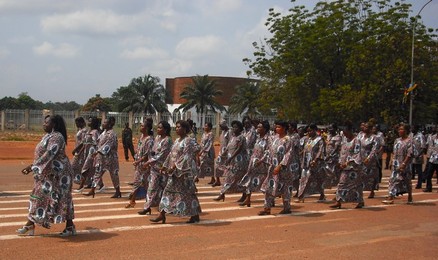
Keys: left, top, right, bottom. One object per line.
{"left": 138, "top": 208, "right": 151, "bottom": 215}
{"left": 186, "top": 215, "right": 200, "bottom": 223}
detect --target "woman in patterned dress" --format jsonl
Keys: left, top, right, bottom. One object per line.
{"left": 198, "top": 122, "right": 215, "bottom": 183}
{"left": 17, "top": 115, "right": 76, "bottom": 236}
{"left": 383, "top": 123, "right": 414, "bottom": 204}
{"left": 213, "top": 120, "right": 248, "bottom": 202}
{"left": 150, "top": 120, "right": 201, "bottom": 224}
{"left": 359, "top": 122, "right": 380, "bottom": 199}
{"left": 259, "top": 120, "right": 294, "bottom": 215}
{"left": 238, "top": 120, "right": 271, "bottom": 207}
{"left": 324, "top": 123, "right": 342, "bottom": 188}
{"left": 125, "top": 118, "right": 154, "bottom": 208}
{"left": 137, "top": 121, "right": 172, "bottom": 215}
{"left": 212, "top": 120, "right": 231, "bottom": 186}
{"left": 71, "top": 117, "right": 87, "bottom": 186}
{"left": 330, "top": 121, "right": 364, "bottom": 209}
{"left": 75, "top": 116, "right": 103, "bottom": 192}
{"left": 297, "top": 123, "right": 326, "bottom": 202}
{"left": 83, "top": 116, "right": 121, "bottom": 198}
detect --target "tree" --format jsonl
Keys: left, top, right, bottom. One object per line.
{"left": 244, "top": 0, "right": 438, "bottom": 126}
{"left": 112, "top": 74, "right": 169, "bottom": 116}
{"left": 228, "top": 80, "right": 261, "bottom": 117}
{"left": 177, "top": 75, "right": 226, "bottom": 126}
{"left": 82, "top": 94, "right": 112, "bottom": 112}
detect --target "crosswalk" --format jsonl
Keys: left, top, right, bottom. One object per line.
{"left": 1, "top": 176, "right": 437, "bottom": 241}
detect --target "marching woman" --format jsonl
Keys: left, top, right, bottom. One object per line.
{"left": 359, "top": 122, "right": 380, "bottom": 199}
{"left": 212, "top": 120, "right": 231, "bottom": 186}
{"left": 324, "top": 123, "right": 342, "bottom": 188}
{"left": 18, "top": 115, "right": 76, "bottom": 236}
{"left": 259, "top": 120, "right": 293, "bottom": 215}
{"left": 83, "top": 116, "right": 121, "bottom": 198}
{"left": 213, "top": 120, "right": 248, "bottom": 202}
{"left": 383, "top": 123, "right": 414, "bottom": 204}
{"left": 125, "top": 119, "right": 154, "bottom": 208}
{"left": 238, "top": 120, "right": 271, "bottom": 207}
{"left": 71, "top": 117, "right": 88, "bottom": 187}
{"left": 330, "top": 121, "right": 364, "bottom": 209}
{"left": 150, "top": 120, "right": 201, "bottom": 224}
{"left": 75, "top": 116, "right": 103, "bottom": 192}
{"left": 137, "top": 121, "right": 172, "bottom": 215}
{"left": 296, "top": 123, "right": 326, "bottom": 202}
{"left": 197, "top": 122, "right": 215, "bottom": 183}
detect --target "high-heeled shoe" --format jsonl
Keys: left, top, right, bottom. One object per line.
{"left": 150, "top": 214, "right": 166, "bottom": 224}
{"left": 83, "top": 190, "right": 95, "bottom": 198}
{"left": 258, "top": 208, "right": 270, "bottom": 216}
{"left": 16, "top": 224, "right": 35, "bottom": 236}
{"left": 239, "top": 195, "right": 251, "bottom": 207}
{"left": 111, "top": 192, "right": 122, "bottom": 198}
{"left": 186, "top": 215, "right": 200, "bottom": 223}
{"left": 278, "top": 209, "right": 292, "bottom": 214}
{"left": 294, "top": 197, "right": 304, "bottom": 203}
{"left": 74, "top": 186, "right": 84, "bottom": 193}
{"left": 60, "top": 225, "right": 77, "bottom": 237}
{"left": 138, "top": 208, "right": 151, "bottom": 215}
{"left": 125, "top": 201, "right": 136, "bottom": 208}
{"left": 213, "top": 193, "right": 225, "bottom": 202}
{"left": 329, "top": 201, "right": 342, "bottom": 209}
{"left": 211, "top": 181, "right": 221, "bottom": 187}
{"left": 207, "top": 177, "right": 215, "bottom": 185}
{"left": 355, "top": 202, "right": 364, "bottom": 209}
{"left": 236, "top": 193, "right": 247, "bottom": 203}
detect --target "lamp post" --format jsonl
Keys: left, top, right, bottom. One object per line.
{"left": 409, "top": 0, "right": 432, "bottom": 125}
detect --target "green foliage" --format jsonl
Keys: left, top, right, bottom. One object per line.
{"left": 81, "top": 94, "right": 112, "bottom": 112}
{"left": 111, "top": 74, "right": 169, "bottom": 114}
{"left": 228, "top": 80, "right": 261, "bottom": 117}
{"left": 178, "top": 75, "right": 226, "bottom": 126}
{"left": 245, "top": 0, "right": 438, "bottom": 125}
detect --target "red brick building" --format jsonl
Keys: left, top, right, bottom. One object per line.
{"left": 165, "top": 76, "right": 251, "bottom": 106}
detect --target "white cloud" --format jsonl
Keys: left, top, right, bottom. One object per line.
{"left": 175, "top": 35, "right": 225, "bottom": 59}
{"left": 0, "top": 46, "right": 10, "bottom": 58}
{"left": 33, "top": 41, "right": 79, "bottom": 58}
{"left": 41, "top": 9, "right": 142, "bottom": 35}
{"left": 120, "top": 36, "right": 153, "bottom": 47}
{"left": 120, "top": 47, "right": 168, "bottom": 60}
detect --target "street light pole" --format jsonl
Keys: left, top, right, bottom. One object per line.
{"left": 409, "top": 0, "right": 432, "bottom": 125}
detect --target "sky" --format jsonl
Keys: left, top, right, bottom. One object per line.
{"left": 1, "top": 0, "right": 437, "bottom": 105}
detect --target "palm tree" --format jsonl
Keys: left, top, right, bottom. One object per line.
{"left": 113, "top": 74, "right": 169, "bottom": 117}
{"left": 228, "top": 80, "right": 261, "bottom": 118}
{"left": 177, "top": 75, "right": 226, "bottom": 127}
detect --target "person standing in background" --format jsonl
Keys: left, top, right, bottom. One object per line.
{"left": 71, "top": 117, "right": 88, "bottom": 187}
{"left": 122, "top": 122, "right": 135, "bottom": 162}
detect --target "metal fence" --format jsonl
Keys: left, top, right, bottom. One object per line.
{"left": 0, "top": 109, "right": 278, "bottom": 137}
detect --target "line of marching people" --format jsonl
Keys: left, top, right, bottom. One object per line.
{"left": 16, "top": 113, "right": 438, "bottom": 236}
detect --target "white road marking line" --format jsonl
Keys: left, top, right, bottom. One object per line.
{"left": 1, "top": 198, "right": 437, "bottom": 241}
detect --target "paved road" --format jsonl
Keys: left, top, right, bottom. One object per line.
{"left": 1, "top": 162, "right": 438, "bottom": 259}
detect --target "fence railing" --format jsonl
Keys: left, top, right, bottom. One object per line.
{"left": 0, "top": 109, "right": 278, "bottom": 138}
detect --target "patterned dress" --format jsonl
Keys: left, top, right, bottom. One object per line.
{"left": 288, "top": 133, "right": 302, "bottom": 191}
{"left": 71, "top": 127, "right": 88, "bottom": 184}
{"left": 324, "top": 133, "right": 342, "bottom": 188}
{"left": 239, "top": 133, "right": 271, "bottom": 193}
{"left": 28, "top": 132, "right": 74, "bottom": 228}
{"left": 92, "top": 129, "right": 120, "bottom": 189}
{"left": 261, "top": 134, "right": 293, "bottom": 210}
{"left": 159, "top": 137, "right": 201, "bottom": 217}
{"left": 298, "top": 135, "right": 326, "bottom": 197}
{"left": 388, "top": 137, "right": 414, "bottom": 196}
{"left": 243, "top": 126, "right": 257, "bottom": 156}
{"left": 143, "top": 135, "right": 172, "bottom": 210}
{"left": 220, "top": 134, "right": 249, "bottom": 194}
{"left": 359, "top": 134, "right": 380, "bottom": 191}
{"left": 131, "top": 134, "right": 154, "bottom": 192}
{"left": 336, "top": 136, "right": 364, "bottom": 203}
{"left": 80, "top": 129, "right": 100, "bottom": 183}
{"left": 198, "top": 131, "right": 215, "bottom": 178}
{"left": 215, "top": 129, "right": 231, "bottom": 178}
